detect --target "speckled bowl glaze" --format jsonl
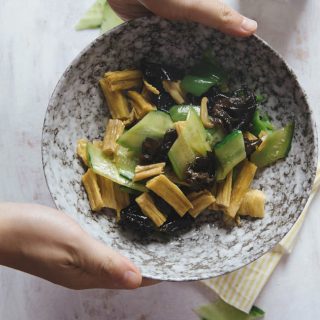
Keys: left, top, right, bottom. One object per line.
{"left": 42, "top": 16, "right": 317, "bottom": 281}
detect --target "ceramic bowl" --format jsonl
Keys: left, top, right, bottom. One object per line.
{"left": 42, "top": 16, "right": 317, "bottom": 281}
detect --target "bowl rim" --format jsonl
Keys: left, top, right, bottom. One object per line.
{"left": 41, "top": 16, "right": 318, "bottom": 281}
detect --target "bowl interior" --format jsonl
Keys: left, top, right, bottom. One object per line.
{"left": 42, "top": 16, "right": 317, "bottom": 280}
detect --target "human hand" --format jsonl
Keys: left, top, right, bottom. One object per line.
{"left": 108, "top": 0, "right": 257, "bottom": 37}
{"left": 0, "top": 203, "right": 143, "bottom": 289}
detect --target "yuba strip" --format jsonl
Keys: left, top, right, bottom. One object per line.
{"left": 225, "top": 160, "right": 257, "bottom": 218}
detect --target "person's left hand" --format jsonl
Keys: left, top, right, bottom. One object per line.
{"left": 0, "top": 203, "right": 145, "bottom": 289}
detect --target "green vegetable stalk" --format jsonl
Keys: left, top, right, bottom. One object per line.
{"left": 194, "top": 299, "right": 265, "bottom": 320}
{"left": 75, "top": 0, "right": 123, "bottom": 33}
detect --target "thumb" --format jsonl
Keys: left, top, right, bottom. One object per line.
{"left": 184, "top": 0, "right": 257, "bottom": 37}
{"left": 141, "top": 0, "right": 257, "bottom": 37}
{"left": 79, "top": 234, "right": 142, "bottom": 289}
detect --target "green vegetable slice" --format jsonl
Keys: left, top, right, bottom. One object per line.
{"left": 169, "top": 105, "right": 225, "bottom": 147}
{"left": 169, "top": 105, "right": 200, "bottom": 122}
{"left": 87, "top": 143, "right": 146, "bottom": 192}
{"left": 75, "top": 0, "right": 106, "bottom": 30}
{"left": 117, "top": 111, "right": 173, "bottom": 152}
{"left": 100, "top": 1, "right": 123, "bottom": 33}
{"left": 206, "top": 126, "right": 226, "bottom": 147}
{"left": 168, "top": 108, "right": 211, "bottom": 179}
{"left": 250, "top": 122, "right": 294, "bottom": 168}
{"left": 251, "top": 108, "right": 274, "bottom": 136}
{"left": 249, "top": 306, "right": 265, "bottom": 317}
{"left": 194, "top": 299, "right": 265, "bottom": 320}
{"left": 181, "top": 108, "right": 211, "bottom": 156}
{"left": 114, "top": 146, "right": 138, "bottom": 180}
{"left": 181, "top": 75, "right": 219, "bottom": 97}
{"left": 214, "top": 130, "right": 246, "bottom": 181}
{"left": 75, "top": 0, "right": 122, "bottom": 33}
{"left": 168, "top": 135, "right": 196, "bottom": 179}
{"left": 181, "top": 52, "right": 228, "bottom": 96}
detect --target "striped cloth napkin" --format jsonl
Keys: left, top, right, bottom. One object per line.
{"left": 201, "top": 166, "right": 320, "bottom": 313}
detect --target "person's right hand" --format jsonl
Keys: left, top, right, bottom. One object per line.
{"left": 109, "top": 0, "right": 257, "bottom": 37}
{"left": 0, "top": 203, "right": 143, "bottom": 289}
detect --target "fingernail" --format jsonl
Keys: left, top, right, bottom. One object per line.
{"left": 123, "top": 270, "right": 141, "bottom": 288}
{"left": 241, "top": 17, "right": 257, "bottom": 32}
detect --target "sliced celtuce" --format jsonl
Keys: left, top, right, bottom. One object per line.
{"left": 238, "top": 189, "right": 266, "bottom": 218}
{"left": 104, "top": 70, "right": 142, "bottom": 91}
{"left": 135, "top": 193, "right": 167, "bottom": 227}
{"left": 82, "top": 169, "right": 104, "bottom": 211}
{"left": 87, "top": 142, "right": 146, "bottom": 192}
{"left": 102, "top": 119, "right": 124, "bottom": 156}
{"left": 133, "top": 162, "right": 166, "bottom": 182}
{"left": 216, "top": 170, "right": 233, "bottom": 208}
{"left": 162, "top": 80, "right": 186, "bottom": 104}
{"left": 146, "top": 174, "right": 193, "bottom": 217}
{"left": 128, "top": 90, "right": 156, "bottom": 119}
{"left": 77, "top": 139, "right": 89, "bottom": 166}
{"left": 117, "top": 111, "right": 173, "bottom": 152}
{"left": 114, "top": 145, "right": 138, "bottom": 180}
{"left": 188, "top": 190, "right": 216, "bottom": 218}
{"left": 200, "top": 97, "right": 214, "bottom": 128}
{"left": 225, "top": 160, "right": 257, "bottom": 218}
{"left": 143, "top": 79, "right": 160, "bottom": 95}
{"left": 99, "top": 78, "right": 130, "bottom": 119}
{"left": 77, "top": 139, "right": 103, "bottom": 166}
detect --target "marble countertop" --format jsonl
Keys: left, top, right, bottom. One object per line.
{"left": 1, "top": 0, "right": 320, "bottom": 319}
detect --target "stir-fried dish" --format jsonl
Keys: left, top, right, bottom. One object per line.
{"left": 77, "top": 52, "right": 294, "bottom": 235}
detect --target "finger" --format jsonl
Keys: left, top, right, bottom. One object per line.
{"left": 140, "top": 0, "right": 257, "bottom": 37}
{"left": 108, "top": 0, "right": 150, "bottom": 20}
{"left": 77, "top": 234, "right": 142, "bottom": 289}
{"left": 184, "top": 0, "right": 257, "bottom": 37}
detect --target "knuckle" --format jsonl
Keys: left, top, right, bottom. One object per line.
{"left": 218, "top": 4, "right": 234, "bottom": 25}
{"left": 97, "top": 258, "right": 115, "bottom": 277}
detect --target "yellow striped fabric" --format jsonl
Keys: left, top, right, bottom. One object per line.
{"left": 201, "top": 166, "right": 320, "bottom": 313}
